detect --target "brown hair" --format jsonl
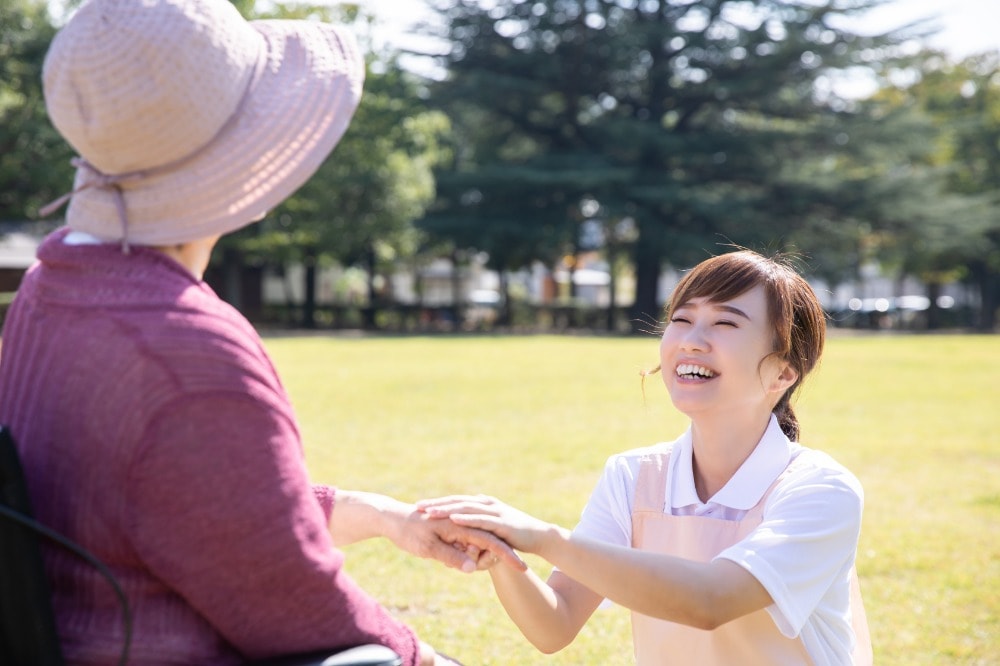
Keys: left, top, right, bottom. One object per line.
{"left": 653, "top": 250, "right": 826, "bottom": 441}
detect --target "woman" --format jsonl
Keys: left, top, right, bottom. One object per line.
{"left": 0, "top": 1, "right": 518, "bottom": 664}
{"left": 421, "top": 250, "right": 872, "bottom": 665}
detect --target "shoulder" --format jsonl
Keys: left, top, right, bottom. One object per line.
{"left": 97, "top": 279, "right": 282, "bottom": 408}
{"left": 769, "top": 445, "right": 865, "bottom": 516}
{"left": 787, "top": 445, "right": 863, "bottom": 494}
{"left": 601, "top": 441, "right": 676, "bottom": 479}
{"left": 606, "top": 441, "right": 674, "bottom": 465}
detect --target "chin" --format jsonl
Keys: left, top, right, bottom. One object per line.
{"left": 666, "top": 393, "right": 708, "bottom": 417}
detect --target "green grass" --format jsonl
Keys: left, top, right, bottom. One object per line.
{"left": 265, "top": 332, "right": 1000, "bottom": 665}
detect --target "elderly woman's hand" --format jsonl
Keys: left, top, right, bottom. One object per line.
{"left": 389, "top": 503, "right": 525, "bottom": 573}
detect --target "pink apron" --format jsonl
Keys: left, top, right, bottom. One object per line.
{"left": 630, "top": 451, "right": 872, "bottom": 665}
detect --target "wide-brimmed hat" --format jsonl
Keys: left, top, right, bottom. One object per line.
{"left": 40, "top": 0, "right": 364, "bottom": 247}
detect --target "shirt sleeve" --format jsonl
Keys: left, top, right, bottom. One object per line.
{"left": 715, "top": 454, "right": 864, "bottom": 638}
{"left": 125, "top": 391, "right": 419, "bottom": 665}
{"left": 572, "top": 450, "right": 644, "bottom": 547}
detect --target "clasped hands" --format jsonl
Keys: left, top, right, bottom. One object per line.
{"left": 413, "top": 494, "right": 552, "bottom": 572}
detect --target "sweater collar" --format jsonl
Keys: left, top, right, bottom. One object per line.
{"left": 32, "top": 227, "right": 207, "bottom": 305}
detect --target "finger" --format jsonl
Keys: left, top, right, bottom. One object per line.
{"left": 416, "top": 495, "right": 495, "bottom": 511}
{"left": 474, "top": 548, "right": 498, "bottom": 571}
{"left": 449, "top": 513, "right": 504, "bottom": 531}
{"left": 433, "top": 520, "right": 525, "bottom": 571}
{"left": 421, "top": 502, "right": 502, "bottom": 519}
{"left": 425, "top": 538, "right": 478, "bottom": 573}
{"left": 415, "top": 495, "right": 480, "bottom": 509}
{"left": 458, "top": 526, "right": 527, "bottom": 571}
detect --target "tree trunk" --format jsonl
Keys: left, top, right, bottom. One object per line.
{"left": 450, "top": 248, "right": 464, "bottom": 331}
{"left": 497, "top": 270, "right": 511, "bottom": 327}
{"left": 221, "top": 247, "right": 243, "bottom": 312}
{"left": 302, "top": 247, "right": 317, "bottom": 329}
{"left": 363, "top": 244, "right": 377, "bottom": 330}
{"left": 970, "top": 260, "right": 999, "bottom": 332}
{"left": 925, "top": 281, "right": 943, "bottom": 330}
{"left": 630, "top": 220, "right": 663, "bottom": 334}
{"left": 606, "top": 245, "right": 617, "bottom": 333}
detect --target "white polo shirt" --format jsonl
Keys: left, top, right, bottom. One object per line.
{"left": 573, "top": 415, "right": 865, "bottom": 666}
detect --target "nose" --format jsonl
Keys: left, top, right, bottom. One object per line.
{"left": 678, "top": 323, "right": 708, "bottom": 352}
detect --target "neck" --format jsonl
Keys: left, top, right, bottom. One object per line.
{"left": 689, "top": 409, "right": 772, "bottom": 502}
{"left": 150, "top": 235, "right": 220, "bottom": 280}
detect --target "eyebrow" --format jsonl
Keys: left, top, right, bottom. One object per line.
{"left": 676, "top": 302, "right": 752, "bottom": 320}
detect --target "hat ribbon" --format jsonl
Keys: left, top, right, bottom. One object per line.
{"left": 38, "top": 158, "right": 146, "bottom": 253}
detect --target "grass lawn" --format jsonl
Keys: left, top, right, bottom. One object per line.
{"left": 265, "top": 332, "right": 1000, "bottom": 665}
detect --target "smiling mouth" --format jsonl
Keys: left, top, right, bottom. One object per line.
{"left": 676, "top": 363, "right": 717, "bottom": 379}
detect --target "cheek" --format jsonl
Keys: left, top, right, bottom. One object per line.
{"left": 658, "top": 332, "right": 674, "bottom": 365}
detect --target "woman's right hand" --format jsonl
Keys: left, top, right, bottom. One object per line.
{"left": 416, "top": 495, "right": 556, "bottom": 557}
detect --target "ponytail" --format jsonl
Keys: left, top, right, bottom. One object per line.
{"left": 775, "top": 393, "right": 800, "bottom": 441}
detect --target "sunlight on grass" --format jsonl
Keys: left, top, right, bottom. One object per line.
{"left": 266, "top": 333, "right": 1000, "bottom": 665}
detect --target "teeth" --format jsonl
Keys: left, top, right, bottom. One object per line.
{"left": 676, "top": 364, "right": 716, "bottom": 378}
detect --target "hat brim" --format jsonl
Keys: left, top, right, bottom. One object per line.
{"left": 65, "top": 20, "right": 364, "bottom": 246}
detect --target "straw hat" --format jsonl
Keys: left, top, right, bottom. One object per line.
{"left": 40, "top": 0, "right": 365, "bottom": 247}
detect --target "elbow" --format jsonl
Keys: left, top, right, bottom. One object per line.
{"left": 689, "top": 611, "right": 727, "bottom": 632}
{"left": 684, "top": 594, "right": 734, "bottom": 631}
{"left": 525, "top": 622, "right": 580, "bottom": 655}
{"left": 530, "top": 633, "right": 575, "bottom": 655}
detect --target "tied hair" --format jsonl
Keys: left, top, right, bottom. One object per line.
{"left": 774, "top": 390, "right": 800, "bottom": 442}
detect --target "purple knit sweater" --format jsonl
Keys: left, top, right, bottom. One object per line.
{"left": 0, "top": 229, "right": 419, "bottom": 665}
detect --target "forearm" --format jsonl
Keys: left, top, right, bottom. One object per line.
{"left": 538, "top": 530, "right": 770, "bottom": 630}
{"left": 329, "top": 489, "right": 409, "bottom": 546}
{"left": 488, "top": 565, "right": 582, "bottom": 654}
{"left": 333, "top": 491, "right": 525, "bottom": 573}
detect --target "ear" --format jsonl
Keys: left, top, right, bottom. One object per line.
{"left": 768, "top": 361, "right": 799, "bottom": 395}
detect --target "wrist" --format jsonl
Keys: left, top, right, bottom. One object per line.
{"left": 536, "top": 523, "right": 571, "bottom": 561}
{"left": 331, "top": 490, "right": 410, "bottom": 546}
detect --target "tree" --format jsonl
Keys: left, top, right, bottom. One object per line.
{"left": 220, "top": 2, "right": 450, "bottom": 329}
{"left": 0, "top": 0, "right": 73, "bottom": 222}
{"left": 421, "top": 0, "right": 919, "bottom": 330}
{"left": 872, "top": 49, "right": 1000, "bottom": 330}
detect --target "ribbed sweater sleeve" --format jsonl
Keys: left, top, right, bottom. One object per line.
{"left": 127, "top": 393, "right": 418, "bottom": 663}
{"left": 313, "top": 484, "right": 337, "bottom": 523}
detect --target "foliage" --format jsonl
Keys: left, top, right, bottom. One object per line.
{"left": 215, "top": 2, "right": 451, "bottom": 325}
{"left": 266, "top": 332, "right": 1000, "bottom": 665}
{"left": 882, "top": 50, "right": 1000, "bottom": 329}
{"left": 6, "top": 0, "right": 998, "bottom": 331}
{"left": 0, "top": 0, "right": 73, "bottom": 222}
{"left": 419, "top": 0, "right": 918, "bottom": 327}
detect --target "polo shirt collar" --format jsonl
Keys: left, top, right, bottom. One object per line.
{"left": 670, "top": 414, "right": 792, "bottom": 511}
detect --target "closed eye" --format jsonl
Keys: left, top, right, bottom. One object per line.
{"left": 715, "top": 320, "right": 738, "bottom": 327}
{"left": 669, "top": 316, "right": 691, "bottom": 325}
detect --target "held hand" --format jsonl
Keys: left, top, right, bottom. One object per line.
{"left": 416, "top": 495, "right": 554, "bottom": 557}
{"left": 390, "top": 504, "right": 526, "bottom": 573}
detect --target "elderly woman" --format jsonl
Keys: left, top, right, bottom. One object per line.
{"left": 0, "top": 1, "right": 518, "bottom": 664}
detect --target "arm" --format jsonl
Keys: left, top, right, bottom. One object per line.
{"left": 419, "top": 496, "right": 772, "bottom": 631}
{"left": 129, "top": 394, "right": 424, "bottom": 664}
{"left": 416, "top": 496, "right": 602, "bottom": 652}
{"left": 487, "top": 565, "right": 603, "bottom": 653}
{"left": 329, "top": 489, "right": 525, "bottom": 573}
{"left": 539, "top": 527, "right": 772, "bottom": 630}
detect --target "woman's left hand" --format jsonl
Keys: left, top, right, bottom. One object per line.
{"left": 416, "top": 495, "right": 555, "bottom": 557}
{"left": 391, "top": 503, "right": 527, "bottom": 573}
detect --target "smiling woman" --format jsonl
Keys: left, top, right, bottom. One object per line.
{"left": 419, "top": 249, "right": 871, "bottom": 666}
